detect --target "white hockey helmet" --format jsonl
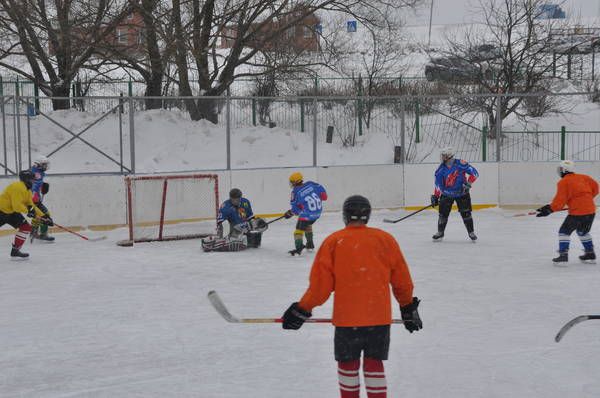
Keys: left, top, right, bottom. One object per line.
{"left": 34, "top": 155, "right": 50, "bottom": 171}
{"left": 440, "top": 146, "right": 455, "bottom": 162}
{"left": 557, "top": 160, "right": 575, "bottom": 177}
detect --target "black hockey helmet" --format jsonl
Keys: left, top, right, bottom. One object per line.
{"left": 229, "top": 188, "right": 242, "bottom": 199}
{"left": 229, "top": 188, "right": 242, "bottom": 205}
{"left": 343, "top": 195, "right": 371, "bottom": 225}
{"left": 19, "top": 170, "right": 34, "bottom": 189}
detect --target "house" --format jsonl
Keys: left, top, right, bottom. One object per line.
{"left": 536, "top": 4, "right": 566, "bottom": 20}
{"left": 219, "top": 8, "right": 320, "bottom": 53}
{"left": 49, "top": 10, "right": 146, "bottom": 58}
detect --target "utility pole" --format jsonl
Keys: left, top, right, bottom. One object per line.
{"left": 428, "top": 0, "right": 434, "bottom": 48}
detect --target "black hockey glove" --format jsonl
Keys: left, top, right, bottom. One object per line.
{"left": 536, "top": 204, "right": 553, "bottom": 217}
{"left": 284, "top": 210, "right": 294, "bottom": 219}
{"left": 39, "top": 215, "right": 54, "bottom": 226}
{"left": 282, "top": 302, "right": 312, "bottom": 330}
{"left": 430, "top": 195, "right": 439, "bottom": 207}
{"left": 26, "top": 206, "right": 36, "bottom": 218}
{"left": 41, "top": 182, "right": 50, "bottom": 195}
{"left": 462, "top": 182, "right": 472, "bottom": 194}
{"left": 400, "top": 297, "right": 422, "bottom": 333}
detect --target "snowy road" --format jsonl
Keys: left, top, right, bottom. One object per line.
{"left": 1, "top": 209, "right": 600, "bottom": 397}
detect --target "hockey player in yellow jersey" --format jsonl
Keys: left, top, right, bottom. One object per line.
{"left": 0, "top": 170, "right": 52, "bottom": 259}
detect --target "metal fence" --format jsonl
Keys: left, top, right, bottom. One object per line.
{"left": 1, "top": 91, "right": 599, "bottom": 176}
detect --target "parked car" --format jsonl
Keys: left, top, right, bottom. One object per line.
{"left": 425, "top": 56, "right": 494, "bottom": 83}
{"left": 425, "top": 45, "right": 501, "bottom": 83}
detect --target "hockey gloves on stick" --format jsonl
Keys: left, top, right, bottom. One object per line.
{"left": 284, "top": 210, "right": 294, "bottom": 219}
{"left": 27, "top": 206, "right": 36, "bottom": 218}
{"left": 536, "top": 204, "right": 553, "bottom": 217}
{"left": 400, "top": 297, "right": 422, "bottom": 333}
{"left": 41, "top": 182, "right": 49, "bottom": 195}
{"left": 430, "top": 195, "right": 439, "bottom": 207}
{"left": 282, "top": 302, "right": 312, "bottom": 330}
{"left": 39, "top": 215, "right": 54, "bottom": 226}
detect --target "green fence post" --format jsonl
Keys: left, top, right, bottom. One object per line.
{"left": 482, "top": 126, "right": 487, "bottom": 162}
{"left": 415, "top": 100, "right": 420, "bottom": 143}
{"left": 252, "top": 98, "right": 257, "bottom": 126}
{"left": 15, "top": 76, "right": 19, "bottom": 96}
{"left": 561, "top": 126, "right": 566, "bottom": 160}
{"left": 300, "top": 99, "right": 304, "bottom": 132}
{"left": 128, "top": 78, "right": 133, "bottom": 97}
{"left": 0, "top": 75, "right": 3, "bottom": 96}
{"left": 33, "top": 83, "right": 40, "bottom": 112}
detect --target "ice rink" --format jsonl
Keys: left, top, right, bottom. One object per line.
{"left": 2, "top": 208, "right": 600, "bottom": 397}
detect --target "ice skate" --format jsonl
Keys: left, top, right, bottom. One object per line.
{"left": 289, "top": 245, "right": 305, "bottom": 256}
{"left": 468, "top": 232, "right": 477, "bottom": 242}
{"left": 552, "top": 252, "right": 568, "bottom": 265}
{"left": 579, "top": 251, "right": 596, "bottom": 264}
{"left": 432, "top": 231, "right": 444, "bottom": 241}
{"left": 10, "top": 246, "right": 29, "bottom": 260}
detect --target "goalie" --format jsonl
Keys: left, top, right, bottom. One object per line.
{"left": 202, "top": 188, "right": 268, "bottom": 252}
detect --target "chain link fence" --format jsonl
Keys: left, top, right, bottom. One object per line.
{"left": 1, "top": 91, "right": 599, "bottom": 175}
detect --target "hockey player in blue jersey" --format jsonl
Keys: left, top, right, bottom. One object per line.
{"left": 30, "top": 156, "right": 54, "bottom": 242}
{"left": 285, "top": 172, "right": 328, "bottom": 256}
{"left": 202, "top": 188, "right": 267, "bottom": 252}
{"left": 430, "top": 147, "right": 479, "bottom": 242}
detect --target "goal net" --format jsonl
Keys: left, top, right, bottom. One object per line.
{"left": 118, "top": 174, "right": 219, "bottom": 246}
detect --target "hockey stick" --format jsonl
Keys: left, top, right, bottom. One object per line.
{"left": 509, "top": 208, "right": 568, "bottom": 218}
{"left": 53, "top": 222, "right": 107, "bottom": 242}
{"left": 207, "top": 290, "right": 404, "bottom": 324}
{"left": 383, "top": 204, "right": 434, "bottom": 224}
{"left": 267, "top": 215, "right": 287, "bottom": 225}
{"left": 555, "top": 315, "right": 600, "bottom": 342}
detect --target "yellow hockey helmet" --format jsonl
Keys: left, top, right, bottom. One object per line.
{"left": 289, "top": 172, "right": 303, "bottom": 185}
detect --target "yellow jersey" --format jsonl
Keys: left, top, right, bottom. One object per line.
{"left": 0, "top": 181, "right": 44, "bottom": 217}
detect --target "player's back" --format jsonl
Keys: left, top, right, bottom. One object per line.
{"left": 322, "top": 225, "right": 412, "bottom": 327}
{"left": 292, "top": 181, "right": 326, "bottom": 219}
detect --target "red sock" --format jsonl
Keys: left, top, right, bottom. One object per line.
{"left": 338, "top": 360, "right": 360, "bottom": 398}
{"left": 363, "top": 358, "right": 386, "bottom": 398}
{"left": 13, "top": 223, "right": 31, "bottom": 250}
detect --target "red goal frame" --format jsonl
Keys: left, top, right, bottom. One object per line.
{"left": 118, "top": 174, "right": 219, "bottom": 246}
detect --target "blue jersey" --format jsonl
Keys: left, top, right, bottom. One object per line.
{"left": 30, "top": 165, "right": 46, "bottom": 195}
{"left": 217, "top": 198, "right": 254, "bottom": 227}
{"left": 290, "top": 181, "right": 327, "bottom": 221}
{"left": 434, "top": 159, "right": 479, "bottom": 198}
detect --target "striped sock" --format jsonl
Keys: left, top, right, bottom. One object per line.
{"left": 577, "top": 232, "right": 594, "bottom": 252}
{"left": 13, "top": 223, "right": 32, "bottom": 249}
{"left": 364, "top": 358, "right": 386, "bottom": 398}
{"left": 338, "top": 360, "right": 360, "bottom": 398}
{"left": 558, "top": 233, "right": 570, "bottom": 253}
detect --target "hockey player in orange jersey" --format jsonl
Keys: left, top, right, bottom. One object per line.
{"left": 281, "top": 195, "right": 422, "bottom": 398}
{"left": 536, "top": 160, "right": 599, "bottom": 264}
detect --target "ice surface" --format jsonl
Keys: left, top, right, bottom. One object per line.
{"left": 2, "top": 209, "right": 600, "bottom": 397}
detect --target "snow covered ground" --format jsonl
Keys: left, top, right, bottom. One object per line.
{"left": 2, "top": 208, "right": 600, "bottom": 397}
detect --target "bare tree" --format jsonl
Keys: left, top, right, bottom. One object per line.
{"left": 171, "top": 0, "right": 422, "bottom": 123}
{"left": 88, "top": 0, "right": 177, "bottom": 109}
{"left": 441, "top": 0, "right": 576, "bottom": 136}
{"left": 0, "top": 0, "right": 129, "bottom": 109}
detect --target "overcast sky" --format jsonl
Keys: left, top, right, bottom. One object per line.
{"left": 408, "top": 0, "right": 600, "bottom": 26}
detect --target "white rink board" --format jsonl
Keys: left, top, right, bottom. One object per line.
{"left": 2, "top": 162, "right": 600, "bottom": 229}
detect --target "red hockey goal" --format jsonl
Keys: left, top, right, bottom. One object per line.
{"left": 117, "top": 174, "right": 219, "bottom": 246}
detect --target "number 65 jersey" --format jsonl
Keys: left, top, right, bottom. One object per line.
{"left": 291, "top": 181, "right": 328, "bottom": 221}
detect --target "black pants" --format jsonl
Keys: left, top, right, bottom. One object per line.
{"left": 558, "top": 214, "right": 595, "bottom": 253}
{"left": 334, "top": 325, "right": 390, "bottom": 362}
{"left": 437, "top": 193, "right": 474, "bottom": 233}
{"left": 0, "top": 211, "right": 26, "bottom": 229}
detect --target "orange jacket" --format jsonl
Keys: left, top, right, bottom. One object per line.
{"left": 550, "top": 173, "right": 598, "bottom": 215}
{"left": 298, "top": 224, "right": 414, "bottom": 327}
